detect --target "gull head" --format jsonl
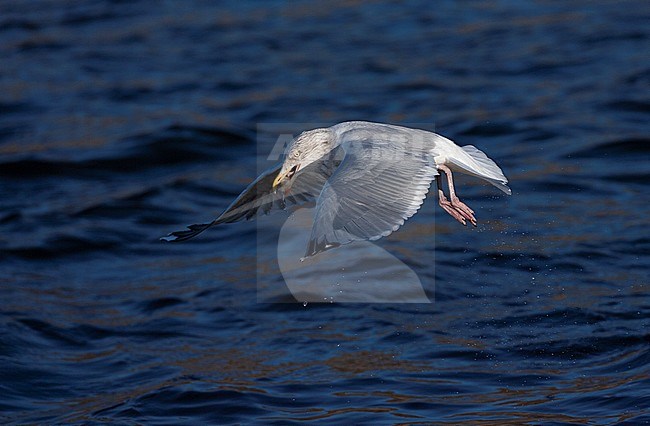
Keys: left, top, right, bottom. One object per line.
{"left": 272, "top": 128, "right": 333, "bottom": 190}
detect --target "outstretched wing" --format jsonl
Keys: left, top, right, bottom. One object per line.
{"left": 305, "top": 124, "right": 439, "bottom": 257}
{"left": 162, "top": 153, "right": 339, "bottom": 242}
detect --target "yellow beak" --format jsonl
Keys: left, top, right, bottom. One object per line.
{"left": 272, "top": 172, "right": 285, "bottom": 189}
{"left": 273, "top": 165, "right": 298, "bottom": 189}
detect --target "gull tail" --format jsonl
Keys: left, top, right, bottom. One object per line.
{"left": 160, "top": 222, "right": 215, "bottom": 242}
{"left": 452, "top": 145, "right": 511, "bottom": 195}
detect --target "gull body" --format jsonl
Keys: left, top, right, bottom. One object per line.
{"left": 163, "top": 121, "right": 510, "bottom": 257}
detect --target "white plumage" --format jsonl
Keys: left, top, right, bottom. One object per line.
{"left": 162, "top": 121, "right": 511, "bottom": 257}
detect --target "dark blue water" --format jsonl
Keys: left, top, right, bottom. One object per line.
{"left": 1, "top": 1, "right": 649, "bottom": 424}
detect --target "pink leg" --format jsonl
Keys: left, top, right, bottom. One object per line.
{"left": 437, "top": 165, "right": 477, "bottom": 227}
{"left": 437, "top": 175, "right": 468, "bottom": 225}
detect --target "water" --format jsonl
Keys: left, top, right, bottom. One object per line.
{"left": 1, "top": 1, "right": 649, "bottom": 424}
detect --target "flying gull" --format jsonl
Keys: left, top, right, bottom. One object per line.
{"left": 162, "top": 121, "right": 511, "bottom": 257}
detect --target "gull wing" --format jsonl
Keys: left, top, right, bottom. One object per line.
{"left": 305, "top": 124, "right": 439, "bottom": 257}
{"left": 162, "top": 154, "right": 338, "bottom": 242}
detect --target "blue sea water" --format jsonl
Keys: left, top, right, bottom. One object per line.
{"left": 1, "top": 0, "right": 649, "bottom": 424}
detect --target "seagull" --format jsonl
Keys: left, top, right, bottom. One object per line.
{"left": 162, "top": 121, "right": 511, "bottom": 257}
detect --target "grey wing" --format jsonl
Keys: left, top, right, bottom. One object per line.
{"left": 162, "top": 158, "right": 336, "bottom": 242}
{"left": 305, "top": 127, "right": 439, "bottom": 257}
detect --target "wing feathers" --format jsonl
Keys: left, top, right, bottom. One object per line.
{"left": 305, "top": 127, "right": 439, "bottom": 258}
{"left": 162, "top": 156, "right": 336, "bottom": 242}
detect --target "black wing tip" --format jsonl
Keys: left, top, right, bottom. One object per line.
{"left": 160, "top": 222, "right": 214, "bottom": 242}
